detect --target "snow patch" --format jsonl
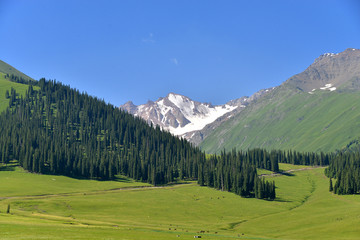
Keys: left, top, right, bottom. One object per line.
{"left": 320, "top": 83, "right": 336, "bottom": 92}
{"left": 166, "top": 103, "right": 237, "bottom": 136}
{"left": 129, "top": 93, "right": 239, "bottom": 137}
{"left": 323, "top": 53, "right": 338, "bottom": 57}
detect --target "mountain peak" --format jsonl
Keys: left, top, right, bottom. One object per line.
{"left": 120, "top": 101, "right": 138, "bottom": 114}
{"left": 313, "top": 48, "right": 359, "bottom": 64}
{"left": 285, "top": 48, "right": 360, "bottom": 92}
{"left": 120, "top": 93, "right": 238, "bottom": 137}
{"left": 314, "top": 52, "right": 338, "bottom": 63}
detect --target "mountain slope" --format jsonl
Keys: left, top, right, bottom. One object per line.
{"left": 183, "top": 88, "right": 274, "bottom": 145}
{"left": 284, "top": 48, "right": 360, "bottom": 92}
{"left": 1, "top": 77, "right": 206, "bottom": 185}
{"left": 200, "top": 48, "right": 360, "bottom": 153}
{"left": 0, "top": 61, "right": 35, "bottom": 113}
{"left": 121, "top": 93, "right": 242, "bottom": 137}
{"left": 0, "top": 60, "right": 34, "bottom": 82}
{"left": 121, "top": 89, "right": 274, "bottom": 142}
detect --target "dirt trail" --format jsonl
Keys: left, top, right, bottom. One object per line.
{"left": 0, "top": 185, "right": 172, "bottom": 200}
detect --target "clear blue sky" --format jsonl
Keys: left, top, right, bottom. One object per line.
{"left": 1, "top": 0, "right": 359, "bottom": 106}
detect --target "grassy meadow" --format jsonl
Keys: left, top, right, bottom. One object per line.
{"left": 0, "top": 163, "right": 359, "bottom": 239}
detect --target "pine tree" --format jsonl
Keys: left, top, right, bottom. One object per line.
{"left": 6, "top": 204, "right": 10, "bottom": 214}
{"left": 329, "top": 178, "right": 333, "bottom": 192}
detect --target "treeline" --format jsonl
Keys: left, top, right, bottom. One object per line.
{"left": 0, "top": 79, "right": 281, "bottom": 200}
{"left": 0, "top": 78, "right": 334, "bottom": 200}
{"left": 4, "top": 73, "right": 36, "bottom": 85}
{"left": 198, "top": 149, "right": 277, "bottom": 200}
{"left": 0, "top": 79, "right": 204, "bottom": 185}
{"left": 325, "top": 152, "right": 360, "bottom": 195}
{"left": 276, "top": 150, "right": 331, "bottom": 166}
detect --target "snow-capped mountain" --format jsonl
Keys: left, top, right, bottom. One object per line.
{"left": 121, "top": 89, "right": 274, "bottom": 142}
{"left": 121, "top": 93, "right": 241, "bottom": 137}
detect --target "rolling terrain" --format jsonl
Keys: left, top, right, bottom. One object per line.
{"left": 1, "top": 55, "right": 360, "bottom": 240}
{"left": 1, "top": 163, "right": 359, "bottom": 239}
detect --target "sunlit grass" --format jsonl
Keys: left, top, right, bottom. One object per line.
{"left": 0, "top": 164, "right": 359, "bottom": 239}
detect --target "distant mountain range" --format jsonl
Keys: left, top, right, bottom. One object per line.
{"left": 122, "top": 48, "right": 360, "bottom": 153}
{"left": 120, "top": 89, "right": 274, "bottom": 141}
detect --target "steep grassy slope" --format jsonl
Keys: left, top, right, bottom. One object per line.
{"left": 0, "top": 164, "right": 359, "bottom": 239}
{"left": 200, "top": 86, "right": 360, "bottom": 153}
{"left": 0, "top": 73, "right": 30, "bottom": 113}
{"left": 0, "top": 60, "right": 33, "bottom": 81}
{"left": 0, "top": 60, "right": 36, "bottom": 113}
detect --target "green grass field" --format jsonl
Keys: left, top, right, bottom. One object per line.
{"left": 1, "top": 163, "right": 359, "bottom": 239}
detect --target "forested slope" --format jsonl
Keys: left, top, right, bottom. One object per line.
{"left": 0, "top": 79, "right": 205, "bottom": 185}
{"left": 0, "top": 77, "right": 284, "bottom": 199}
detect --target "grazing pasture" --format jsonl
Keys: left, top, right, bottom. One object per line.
{"left": 0, "top": 163, "right": 359, "bottom": 239}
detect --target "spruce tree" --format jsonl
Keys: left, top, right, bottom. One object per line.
{"left": 329, "top": 178, "right": 333, "bottom": 192}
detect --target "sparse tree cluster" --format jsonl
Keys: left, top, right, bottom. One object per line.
{"left": 198, "top": 149, "right": 276, "bottom": 200}
{"left": 254, "top": 177, "right": 276, "bottom": 200}
{"left": 6, "top": 73, "right": 35, "bottom": 85}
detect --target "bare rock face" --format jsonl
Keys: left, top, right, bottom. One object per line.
{"left": 182, "top": 87, "right": 274, "bottom": 145}
{"left": 120, "top": 93, "right": 240, "bottom": 138}
{"left": 120, "top": 89, "right": 274, "bottom": 144}
{"left": 121, "top": 101, "right": 137, "bottom": 114}
{"left": 122, "top": 48, "right": 360, "bottom": 146}
{"left": 285, "top": 48, "right": 360, "bottom": 93}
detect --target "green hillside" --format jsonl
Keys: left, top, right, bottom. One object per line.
{"left": 0, "top": 60, "right": 36, "bottom": 113}
{"left": 0, "top": 73, "right": 30, "bottom": 113}
{"left": 0, "top": 163, "right": 359, "bottom": 239}
{"left": 200, "top": 86, "right": 360, "bottom": 153}
{"left": 0, "top": 60, "right": 33, "bottom": 82}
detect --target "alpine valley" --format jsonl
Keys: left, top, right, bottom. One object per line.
{"left": 1, "top": 49, "right": 360, "bottom": 240}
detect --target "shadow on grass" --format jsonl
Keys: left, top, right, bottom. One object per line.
{"left": 273, "top": 197, "right": 292, "bottom": 203}
{"left": 0, "top": 163, "right": 19, "bottom": 171}
{"left": 276, "top": 170, "right": 295, "bottom": 177}
{"left": 280, "top": 171, "right": 295, "bottom": 177}
{"left": 113, "top": 175, "right": 133, "bottom": 183}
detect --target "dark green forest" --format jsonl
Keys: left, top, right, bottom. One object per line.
{"left": 325, "top": 152, "right": 360, "bottom": 195}
{"left": 0, "top": 79, "right": 279, "bottom": 199}
{"left": 198, "top": 149, "right": 277, "bottom": 199}
{"left": 0, "top": 79, "right": 205, "bottom": 184}
{"left": 0, "top": 77, "right": 357, "bottom": 200}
